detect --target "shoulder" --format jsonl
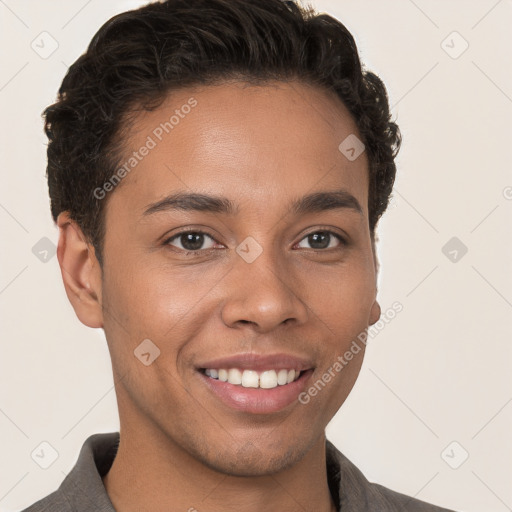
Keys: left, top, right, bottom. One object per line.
{"left": 18, "top": 432, "right": 119, "bottom": 512}
{"left": 19, "top": 490, "right": 72, "bottom": 512}
{"left": 370, "top": 482, "right": 457, "bottom": 511}
{"left": 325, "top": 439, "right": 457, "bottom": 512}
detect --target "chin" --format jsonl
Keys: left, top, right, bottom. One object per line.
{"left": 191, "top": 436, "right": 314, "bottom": 477}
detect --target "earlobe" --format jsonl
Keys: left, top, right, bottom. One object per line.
{"left": 369, "top": 235, "right": 381, "bottom": 326}
{"left": 369, "top": 299, "right": 381, "bottom": 326}
{"left": 56, "top": 212, "right": 104, "bottom": 328}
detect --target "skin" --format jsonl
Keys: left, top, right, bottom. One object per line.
{"left": 57, "top": 80, "right": 381, "bottom": 512}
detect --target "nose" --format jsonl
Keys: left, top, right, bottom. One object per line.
{"left": 220, "top": 246, "right": 309, "bottom": 333}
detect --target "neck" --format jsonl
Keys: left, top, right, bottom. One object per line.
{"left": 102, "top": 420, "right": 336, "bottom": 512}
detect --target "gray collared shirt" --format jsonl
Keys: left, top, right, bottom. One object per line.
{"left": 21, "top": 432, "right": 456, "bottom": 511}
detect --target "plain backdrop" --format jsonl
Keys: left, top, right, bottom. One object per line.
{"left": 1, "top": 1, "right": 511, "bottom": 511}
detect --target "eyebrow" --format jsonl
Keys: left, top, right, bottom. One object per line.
{"left": 142, "top": 189, "right": 363, "bottom": 217}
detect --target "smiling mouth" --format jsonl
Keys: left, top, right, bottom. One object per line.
{"left": 200, "top": 368, "right": 303, "bottom": 389}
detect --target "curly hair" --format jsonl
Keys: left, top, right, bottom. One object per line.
{"left": 44, "top": 0, "right": 401, "bottom": 266}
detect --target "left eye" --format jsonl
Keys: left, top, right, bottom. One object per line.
{"left": 295, "top": 231, "right": 345, "bottom": 250}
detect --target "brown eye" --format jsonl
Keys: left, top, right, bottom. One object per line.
{"left": 295, "top": 231, "right": 345, "bottom": 250}
{"left": 165, "top": 231, "right": 217, "bottom": 252}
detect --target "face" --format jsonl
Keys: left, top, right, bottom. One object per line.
{"left": 87, "top": 81, "right": 380, "bottom": 476}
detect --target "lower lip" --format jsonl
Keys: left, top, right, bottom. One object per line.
{"left": 198, "top": 369, "right": 314, "bottom": 414}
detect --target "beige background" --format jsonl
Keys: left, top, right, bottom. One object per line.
{"left": 1, "top": 1, "right": 511, "bottom": 511}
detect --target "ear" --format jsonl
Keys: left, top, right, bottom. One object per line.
{"left": 369, "top": 299, "right": 381, "bottom": 326}
{"left": 371, "top": 231, "right": 380, "bottom": 276}
{"left": 369, "top": 232, "right": 381, "bottom": 325}
{"left": 56, "top": 212, "right": 104, "bottom": 328}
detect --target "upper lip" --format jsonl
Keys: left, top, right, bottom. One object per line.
{"left": 197, "top": 353, "right": 315, "bottom": 372}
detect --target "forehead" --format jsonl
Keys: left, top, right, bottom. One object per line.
{"left": 106, "top": 81, "right": 369, "bottom": 220}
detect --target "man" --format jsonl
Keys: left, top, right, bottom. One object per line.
{"left": 23, "top": 0, "right": 456, "bottom": 510}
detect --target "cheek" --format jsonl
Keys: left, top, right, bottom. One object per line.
{"left": 104, "top": 261, "right": 207, "bottom": 331}
{"left": 305, "top": 258, "right": 376, "bottom": 326}
{"left": 101, "top": 262, "right": 224, "bottom": 373}
{"left": 303, "top": 270, "right": 372, "bottom": 421}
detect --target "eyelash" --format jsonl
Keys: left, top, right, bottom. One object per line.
{"left": 163, "top": 228, "right": 347, "bottom": 256}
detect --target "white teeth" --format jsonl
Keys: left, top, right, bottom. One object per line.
{"left": 204, "top": 368, "right": 301, "bottom": 388}
{"left": 228, "top": 368, "right": 242, "bottom": 385}
{"left": 260, "top": 370, "right": 278, "bottom": 389}
{"left": 241, "top": 370, "right": 259, "bottom": 388}
{"left": 286, "top": 369, "right": 296, "bottom": 384}
{"left": 277, "top": 369, "right": 288, "bottom": 385}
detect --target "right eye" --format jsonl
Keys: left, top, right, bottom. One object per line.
{"left": 164, "top": 231, "right": 220, "bottom": 253}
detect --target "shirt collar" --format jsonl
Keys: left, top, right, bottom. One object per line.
{"left": 57, "top": 432, "right": 402, "bottom": 512}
